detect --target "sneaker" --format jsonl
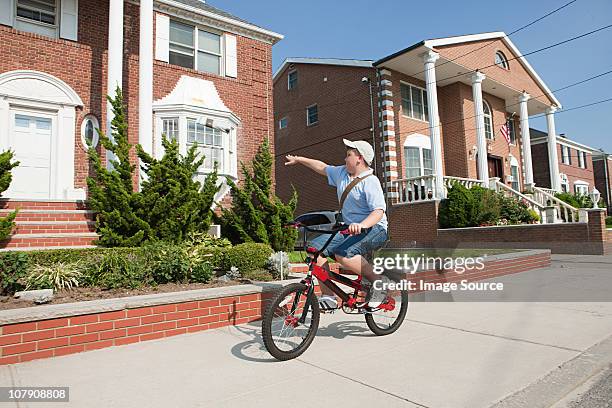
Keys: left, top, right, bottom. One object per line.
{"left": 366, "top": 276, "right": 392, "bottom": 308}
{"left": 318, "top": 295, "right": 338, "bottom": 311}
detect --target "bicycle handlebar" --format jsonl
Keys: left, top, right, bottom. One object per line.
{"left": 285, "top": 221, "right": 350, "bottom": 234}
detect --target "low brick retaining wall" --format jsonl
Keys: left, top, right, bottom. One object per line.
{"left": 0, "top": 250, "right": 549, "bottom": 366}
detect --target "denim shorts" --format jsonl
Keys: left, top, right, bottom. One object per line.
{"left": 308, "top": 224, "right": 388, "bottom": 259}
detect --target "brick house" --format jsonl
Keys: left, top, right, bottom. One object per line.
{"left": 0, "top": 0, "right": 282, "bottom": 249}
{"left": 593, "top": 152, "right": 612, "bottom": 214}
{"left": 530, "top": 129, "right": 596, "bottom": 195}
{"left": 274, "top": 32, "right": 563, "bottom": 214}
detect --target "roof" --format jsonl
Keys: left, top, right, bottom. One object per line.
{"left": 273, "top": 57, "right": 373, "bottom": 82}
{"left": 374, "top": 32, "right": 561, "bottom": 108}
{"left": 530, "top": 128, "right": 598, "bottom": 153}
{"left": 159, "top": 0, "right": 283, "bottom": 43}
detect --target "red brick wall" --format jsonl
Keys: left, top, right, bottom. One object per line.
{"left": 593, "top": 157, "right": 612, "bottom": 213}
{"left": 555, "top": 143, "right": 595, "bottom": 191}
{"left": 0, "top": 1, "right": 275, "bottom": 199}
{"left": 388, "top": 200, "right": 439, "bottom": 247}
{"left": 273, "top": 63, "right": 377, "bottom": 214}
{"left": 436, "top": 209, "right": 607, "bottom": 254}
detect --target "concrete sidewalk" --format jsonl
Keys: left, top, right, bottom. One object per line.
{"left": 2, "top": 254, "right": 612, "bottom": 407}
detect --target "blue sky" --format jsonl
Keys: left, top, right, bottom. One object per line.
{"left": 210, "top": 0, "right": 612, "bottom": 152}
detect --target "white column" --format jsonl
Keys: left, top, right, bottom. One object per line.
{"left": 106, "top": 0, "right": 124, "bottom": 168}
{"left": 546, "top": 107, "right": 561, "bottom": 192}
{"left": 519, "top": 92, "right": 534, "bottom": 189}
{"left": 422, "top": 50, "right": 445, "bottom": 199}
{"left": 471, "top": 72, "right": 489, "bottom": 185}
{"left": 139, "top": 0, "right": 154, "bottom": 184}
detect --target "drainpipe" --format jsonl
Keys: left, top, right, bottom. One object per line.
{"left": 603, "top": 151, "right": 611, "bottom": 214}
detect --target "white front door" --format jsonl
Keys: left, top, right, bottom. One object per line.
{"left": 6, "top": 110, "right": 55, "bottom": 199}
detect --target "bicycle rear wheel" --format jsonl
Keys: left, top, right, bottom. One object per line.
{"left": 262, "top": 282, "right": 320, "bottom": 360}
{"left": 365, "top": 289, "right": 408, "bottom": 336}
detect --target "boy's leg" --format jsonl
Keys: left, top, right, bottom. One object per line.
{"left": 315, "top": 255, "right": 335, "bottom": 297}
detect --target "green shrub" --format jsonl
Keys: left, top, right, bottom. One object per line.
{"left": 87, "top": 249, "right": 149, "bottom": 289}
{"left": 439, "top": 183, "right": 474, "bottom": 228}
{"left": 606, "top": 216, "right": 612, "bottom": 227}
{"left": 0, "top": 150, "right": 19, "bottom": 241}
{"left": 0, "top": 252, "right": 29, "bottom": 295}
{"left": 470, "top": 185, "right": 501, "bottom": 226}
{"left": 189, "top": 261, "right": 214, "bottom": 283}
{"left": 499, "top": 195, "right": 534, "bottom": 224}
{"left": 185, "top": 231, "right": 232, "bottom": 249}
{"left": 223, "top": 243, "right": 273, "bottom": 274}
{"left": 146, "top": 242, "right": 191, "bottom": 284}
{"left": 26, "top": 262, "right": 83, "bottom": 291}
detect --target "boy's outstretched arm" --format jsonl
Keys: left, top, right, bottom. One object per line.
{"left": 285, "top": 155, "right": 328, "bottom": 176}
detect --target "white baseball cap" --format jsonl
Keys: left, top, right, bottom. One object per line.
{"left": 343, "top": 138, "right": 374, "bottom": 166}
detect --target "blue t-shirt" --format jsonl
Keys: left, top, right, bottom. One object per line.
{"left": 325, "top": 166, "right": 388, "bottom": 230}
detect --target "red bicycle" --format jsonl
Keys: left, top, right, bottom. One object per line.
{"left": 261, "top": 219, "right": 408, "bottom": 361}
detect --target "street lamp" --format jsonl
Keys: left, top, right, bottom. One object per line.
{"left": 591, "top": 187, "right": 601, "bottom": 209}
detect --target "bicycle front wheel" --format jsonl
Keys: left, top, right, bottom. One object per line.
{"left": 365, "top": 289, "right": 408, "bottom": 336}
{"left": 262, "top": 282, "right": 320, "bottom": 360}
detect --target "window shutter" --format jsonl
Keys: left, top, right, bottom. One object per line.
{"left": 0, "top": 0, "right": 15, "bottom": 27}
{"left": 60, "top": 0, "right": 78, "bottom": 41}
{"left": 224, "top": 34, "right": 237, "bottom": 78}
{"left": 155, "top": 14, "right": 169, "bottom": 62}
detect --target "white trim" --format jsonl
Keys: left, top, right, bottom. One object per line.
{"left": 157, "top": 0, "right": 283, "bottom": 43}
{"left": 383, "top": 140, "right": 396, "bottom": 147}
{"left": 273, "top": 57, "right": 372, "bottom": 81}
{"left": 386, "top": 191, "right": 399, "bottom": 198}
{"left": 384, "top": 150, "right": 397, "bottom": 157}
{"left": 573, "top": 180, "right": 589, "bottom": 185}
{"left": 0, "top": 70, "right": 83, "bottom": 107}
{"left": 530, "top": 135, "right": 596, "bottom": 154}
{"left": 382, "top": 130, "right": 395, "bottom": 137}
{"left": 385, "top": 171, "right": 399, "bottom": 178}
{"left": 384, "top": 160, "right": 398, "bottom": 167}
{"left": 423, "top": 32, "right": 561, "bottom": 108}
{"left": 381, "top": 90, "right": 393, "bottom": 97}
{"left": 382, "top": 100, "right": 393, "bottom": 107}
{"left": 382, "top": 120, "right": 394, "bottom": 127}
{"left": 380, "top": 79, "right": 392, "bottom": 87}
{"left": 80, "top": 114, "right": 99, "bottom": 150}
{"left": 381, "top": 109, "right": 394, "bottom": 117}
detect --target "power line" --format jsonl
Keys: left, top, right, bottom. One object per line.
{"left": 409, "top": 0, "right": 578, "bottom": 78}
{"left": 275, "top": 96, "right": 612, "bottom": 158}
{"left": 428, "top": 24, "right": 612, "bottom": 86}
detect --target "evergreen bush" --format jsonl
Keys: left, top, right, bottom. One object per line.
{"left": 0, "top": 150, "right": 19, "bottom": 241}
{"left": 217, "top": 139, "right": 298, "bottom": 252}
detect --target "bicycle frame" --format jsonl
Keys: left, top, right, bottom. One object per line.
{"left": 286, "top": 222, "right": 368, "bottom": 323}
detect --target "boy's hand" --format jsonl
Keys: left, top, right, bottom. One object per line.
{"left": 285, "top": 155, "right": 300, "bottom": 166}
{"left": 348, "top": 223, "right": 364, "bottom": 235}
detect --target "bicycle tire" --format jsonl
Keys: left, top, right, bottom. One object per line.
{"left": 365, "top": 289, "right": 408, "bottom": 336}
{"left": 262, "top": 282, "right": 320, "bottom": 361}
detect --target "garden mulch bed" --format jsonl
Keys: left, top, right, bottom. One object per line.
{"left": 0, "top": 280, "right": 246, "bottom": 311}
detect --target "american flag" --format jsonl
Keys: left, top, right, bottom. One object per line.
{"left": 500, "top": 122, "right": 511, "bottom": 145}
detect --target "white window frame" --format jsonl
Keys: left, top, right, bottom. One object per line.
{"left": 15, "top": 0, "right": 58, "bottom": 38}
{"left": 495, "top": 51, "right": 509, "bottom": 70}
{"left": 483, "top": 99, "right": 493, "bottom": 140}
{"left": 169, "top": 19, "right": 224, "bottom": 76}
{"left": 306, "top": 104, "right": 318, "bottom": 126}
{"left": 578, "top": 151, "right": 587, "bottom": 169}
{"left": 574, "top": 181, "right": 589, "bottom": 195}
{"left": 288, "top": 70, "right": 297, "bottom": 90}
{"left": 278, "top": 117, "right": 287, "bottom": 129}
{"left": 161, "top": 117, "right": 179, "bottom": 141}
{"left": 400, "top": 82, "right": 429, "bottom": 122}
{"left": 561, "top": 145, "right": 570, "bottom": 165}
{"left": 80, "top": 114, "right": 99, "bottom": 150}
{"left": 560, "top": 173, "right": 569, "bottom": 192}
{"left": 186, "top": 118, "right": 224, "bottom": 172}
